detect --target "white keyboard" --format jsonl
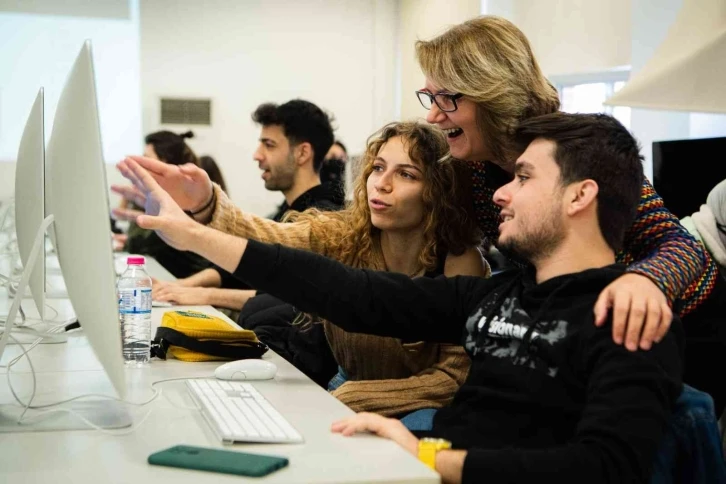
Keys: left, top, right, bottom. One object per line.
{"left": 186, "top": 379, "right": 303, "bottom": 444}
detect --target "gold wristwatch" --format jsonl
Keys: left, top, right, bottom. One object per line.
{"left": 418, "top": 438, "right": 452, "bottom": 469}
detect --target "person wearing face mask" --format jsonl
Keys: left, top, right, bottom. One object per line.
{"left": 320, "top": 139, "right": 348, "bottom": 205}
{"left": 412, "top": 15, "right": 724, "bottom": 415}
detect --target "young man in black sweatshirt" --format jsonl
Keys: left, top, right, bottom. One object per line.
{"left": 121, "top": 112, "right": 683, "bottom": 484}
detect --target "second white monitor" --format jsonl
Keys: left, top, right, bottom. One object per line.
{"left": 14, "top": 89, "right": 46, "bottom": 320}
{"left": 45, "top": 40, "right": 126, "bottom": 398}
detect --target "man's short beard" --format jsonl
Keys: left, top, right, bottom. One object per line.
{"left": 264, "top": 151, "right": 297, "bottom": 192}
{"left": 497, "top": 214, "right": 564, "bottom": 265}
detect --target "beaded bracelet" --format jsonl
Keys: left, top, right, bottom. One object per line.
{"left": 184, "top": 187, "right": 216, "bottom": 218}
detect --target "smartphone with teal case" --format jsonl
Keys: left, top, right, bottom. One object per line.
{"left": 148, "top": 445, "right": 289, "bottom": 477}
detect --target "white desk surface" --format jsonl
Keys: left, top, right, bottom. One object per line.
{"left": 0, "top": 254, "right": 438, "bottom": 484}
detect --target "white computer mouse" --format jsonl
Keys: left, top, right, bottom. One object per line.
{"left": 214, "top": 359, "right": 277, "bottom": 381}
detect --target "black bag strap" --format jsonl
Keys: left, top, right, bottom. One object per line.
{"left": 150, "top": 327, "right": 268, "bottom": 360}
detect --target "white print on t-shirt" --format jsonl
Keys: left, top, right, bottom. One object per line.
{"left": 465, "top": 296, "right": 569, "bottom": 377}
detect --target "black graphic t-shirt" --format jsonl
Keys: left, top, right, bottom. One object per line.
{"left": 234, "top": 240, "right": 684, "bottom": 484}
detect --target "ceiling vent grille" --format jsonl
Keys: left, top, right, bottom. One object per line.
{"left": 160, "top": 98, "right": 211, "bottom": 125}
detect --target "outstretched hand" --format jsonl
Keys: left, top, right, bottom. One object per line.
{"left": 116, "top": 155, "right": 213, "bottom": 212}
{"left": 111, "top": 206, "right": 144, "bottom": 222}
{"left": 122, "top": 158, "right": 201, "bottom": 252}
{"left": 111, "top": 184, "right": 147, "bottom": 209}
{"left": 593, "top": 273, "right": 672, "bottom": 351}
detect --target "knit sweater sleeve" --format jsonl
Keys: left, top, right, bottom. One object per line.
{"left": 206, "top": 184, "right": 323, "bottom": 253}
{"left": 618, "top": 177, "right": 708, "bottom": 306}
{"left": 331, "top": 344, "right": 470, "bottom": 417}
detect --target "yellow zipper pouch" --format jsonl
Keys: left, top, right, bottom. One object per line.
{"left": 151, "top": 310, "right": 268, "bottom": 362}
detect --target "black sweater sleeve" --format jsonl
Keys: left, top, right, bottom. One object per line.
{"left": 461, "top": 318, "right": 683, "bottom": 484}
{"left": 234, "top": 239, "right": 495, "bottom": 344}
{"left": 214, "top": 264, "right": 252, "bottom": 290}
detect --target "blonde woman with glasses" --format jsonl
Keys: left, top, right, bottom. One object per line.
{"left": 411, "top": 15, "right": 725, "bottom": 412}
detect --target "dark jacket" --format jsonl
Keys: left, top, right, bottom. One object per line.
{"left": 234, "top": 240, "right": 684, "bottom": 484}
{"left": 236, "top": 294, "right": 337, "bottom": 388}
{"left": 269, "top": 182, "right": 343, "bottom": 222}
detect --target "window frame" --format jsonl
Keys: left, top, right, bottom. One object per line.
{"left": 549, "top": 67, "right": 631, "bottom": 117}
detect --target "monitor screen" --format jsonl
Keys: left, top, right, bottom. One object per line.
{"left": 652, "top": 136, "right": 726, "bottom": 219}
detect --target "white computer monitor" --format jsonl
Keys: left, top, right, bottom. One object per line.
{"left": 14, "top": 89, "right": 46, "bottom": 321}
{"left": 45, "top": 40, "right": 126, "bottom": 399}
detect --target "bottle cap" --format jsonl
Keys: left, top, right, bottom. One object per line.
{"left": 127, "top": 256, "right": 146, "bottom": 265}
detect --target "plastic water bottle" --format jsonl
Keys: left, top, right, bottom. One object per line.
{"left": 117, "top": 256, "right": 152, "bottom": 366}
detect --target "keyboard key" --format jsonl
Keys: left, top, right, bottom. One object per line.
{"left": 186, "top": 379, "right": 303, "bottom": 443}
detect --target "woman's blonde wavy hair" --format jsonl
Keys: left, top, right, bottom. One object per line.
{"left": 416, "top": 15, "right": 560, "bottom": 165}
{"left": 285, "top": 121, "right": 481, "bottom": 273}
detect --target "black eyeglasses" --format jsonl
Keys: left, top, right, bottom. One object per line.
{"left": 416, "top": 90, "right": 463, "bottom": 113}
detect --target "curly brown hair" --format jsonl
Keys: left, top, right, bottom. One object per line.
{"left": 285, "top": 121, "right": 481, "bottom": 272}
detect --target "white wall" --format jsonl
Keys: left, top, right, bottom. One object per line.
{"left": 690, "top": 113, "right": 726, "bottom": 139}
{"left": 398, "top": 0, "right": 481, "bottom": 121}
{"left": 511, "top": 0, "right": 631, "bottom": 76}
{"left": 628, "top": 0, "right": 689, "bottom": 179}
{"left": 483, "top": 0, "right": 631, "bottom": 76}
{"left": 0, "top": 163, "right": 15, "bottom": 202}
{"left": 0, "top": 3, "right": 142, "bottom": 177}
{"left": 485, "top": 0, "right": 726, "bottom": 179}
{"left": 140, "top": 0, "right": 398, "bottom": 217}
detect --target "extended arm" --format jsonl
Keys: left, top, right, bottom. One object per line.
{"left": 177, "top": 267, "right": 223, "bottom": 287}
{"left": 619, "top": 178, "right": 708, "bottom": 307}
{"left": 153, "top": 285, "right": 257, "bottom": 310}
{"left": 204, "top": 184, "right": 322, "bottom": 251}
{"left": 125, "top": 156, "right": 490, "bottom": 343}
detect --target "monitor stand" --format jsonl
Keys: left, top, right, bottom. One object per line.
{"left": 1, "top": 217, "right": 68, "bottom": 344}
{"left": 0, "top": 215, "right": 131, "bottom": 432}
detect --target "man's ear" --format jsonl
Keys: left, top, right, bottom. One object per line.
{"left": 295, "top": 142, "right": 313, "bottom": 167}
{"left": 566, "top": 179, "right": 599, "bottom": 216}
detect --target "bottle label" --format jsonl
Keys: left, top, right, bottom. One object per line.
{"left": 118, "top": 288, "right": 152, "bottom": 314}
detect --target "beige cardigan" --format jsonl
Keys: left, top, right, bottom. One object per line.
{"left": 208, "top": 185, "right": 470, "bottom": 417}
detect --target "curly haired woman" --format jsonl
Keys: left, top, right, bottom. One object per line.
{"left": 118, "top": 121, "right": 488, "bottom": 427}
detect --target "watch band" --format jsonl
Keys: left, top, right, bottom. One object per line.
{"left": 418, "top": 438, "right": 451, "bottom": 470}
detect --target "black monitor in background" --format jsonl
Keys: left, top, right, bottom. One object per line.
{"left": 652, "top": 136, "right": 726, "bottom": 219}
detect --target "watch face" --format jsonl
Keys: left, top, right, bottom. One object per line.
{"left": 421, "top": 438, "right": 449, "bottom": 445}
{"left": 419, "top": 438, "right": 452, "bottom": 451}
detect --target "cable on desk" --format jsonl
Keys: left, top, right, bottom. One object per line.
{"left": 0, "top": 282, "right": 216, "bottom": 434}
{"left": 1, "top": 331, "right": 214, "bottom": 434}
{"left": 0, "top": 303, "right": 66, "bottom": 330}
{"left": 1, "top": 330, "right": 160, "bottom": 435}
